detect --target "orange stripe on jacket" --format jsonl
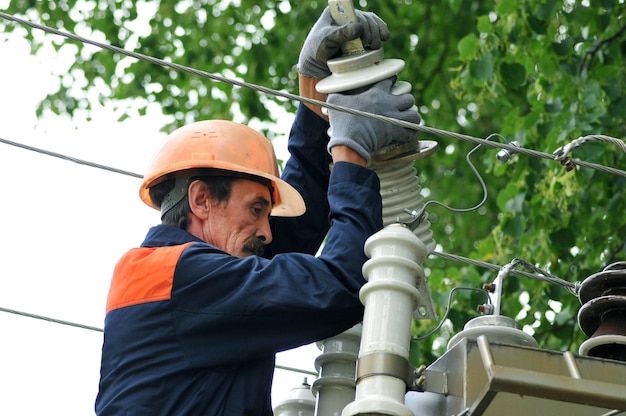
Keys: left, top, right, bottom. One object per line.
{"left": 106, "top": 243, "right": 194, "bottom": 313}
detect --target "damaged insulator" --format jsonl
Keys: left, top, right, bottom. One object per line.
{"left": 578, "top": 261, "right": 626, "bottom": 361}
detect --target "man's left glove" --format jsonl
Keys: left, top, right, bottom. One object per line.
{"left": 327, "top": 77, "right": 421, "bottom": 163}
{"left": 298, "top": 7, "right": 390, "bottom": 79}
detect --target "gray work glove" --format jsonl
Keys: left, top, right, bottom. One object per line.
{"left": 327, "top": 78, "right": 421, "bottom": 163}
{"left": 298, "top": 7, "right": 390, "bottom": 79}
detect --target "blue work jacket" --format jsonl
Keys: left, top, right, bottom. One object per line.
{"left": 95, "top": 104, "right": 383, "bottom": 415}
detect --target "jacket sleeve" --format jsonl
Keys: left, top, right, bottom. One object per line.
{"left": 265, "top": 103, "right": 334, "bottom": 257}
{"left": 170, "top": 162, "right": 382, "bottom": 367}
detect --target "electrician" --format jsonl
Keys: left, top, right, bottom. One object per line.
{"left": 95, "top": 7, "right": 420, "bottom": 416}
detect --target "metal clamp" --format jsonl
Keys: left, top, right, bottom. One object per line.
{"left": 356, "top": 352, "right": 412, "bottom": 386}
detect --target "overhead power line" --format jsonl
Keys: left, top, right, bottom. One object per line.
{"left": 0, "top": 305, "right": 318, "bottom": 376}
{"left": 0, "top": 137, "right": 143, "bottom": 178}
{"left": 1, "top": 11, "right": 625, "bottom": 178}
{"left": 432, "top": 251, "right": 578, "bottom": 294}
{"left": 0, "top": 306, "right": 104, "bottom": 332}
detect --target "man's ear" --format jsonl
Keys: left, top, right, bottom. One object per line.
{"left": 188, "top": 180, "right": 211, "bottom": 219}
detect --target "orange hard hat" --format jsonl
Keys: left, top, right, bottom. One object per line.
{"left": 139, "top": 120, "right": 305, "bottom": 217}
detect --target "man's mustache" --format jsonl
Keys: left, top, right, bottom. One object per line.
{"left": 243, "top": 238, "right": 265, "bottom": 256}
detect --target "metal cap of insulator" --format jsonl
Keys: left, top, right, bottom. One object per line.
{"left": 447, "top": 315, "right": 538, "bottom": 350}
{"left": 578, "top": 261, "right": 626, "bottom": 361}
{"left": 273, "top": 378, "right": 316, "bottom": 416}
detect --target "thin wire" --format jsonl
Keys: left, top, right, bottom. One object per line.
{"left": 506, "top": 258, "right": 580, "bottom": 296}
{"left": 431, "top": 251, "right": 579, "bottom": 294}
{"left": 554, "top": 134, "right": 626, "bottom": 162}
{"left": 274, "top": 364, "right": 318, "bottom": 377}
{"left": 0, "top": 305, "right": 318, "bottom": 376}
{"left": 0, "top": 306, "right": 104, "bottom": 332}
{"left": 1, "top": 11, "right": 626, "bottom": 178}
{"left": 0, "top": 137, "right": 143, "bottom": 178}
{"left": 412, "top": 287, "right": 491, "bottom": 341}
{"left": 403, "top": 133, "right": 500, "bottom": 225}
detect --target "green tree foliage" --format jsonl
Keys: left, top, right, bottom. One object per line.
{"left": 2, "top": 0, "right": 625, "bottom": 364}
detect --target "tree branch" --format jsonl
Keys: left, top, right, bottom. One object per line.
{"left": 579, "top": 21, "right": 626, "bottom": 76}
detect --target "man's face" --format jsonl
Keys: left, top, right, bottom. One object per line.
{"left": 203, "top": 179, "right": 273, "bottom": 258}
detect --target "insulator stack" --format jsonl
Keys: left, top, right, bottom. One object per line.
{"left": 578, "top": 261, "right": 626, "bottom": 361}
{"left": 342, "top": 224, "right": 428, "bottom": 416}
{"left": 375, "top": 160, "right": 436, "bottom": 253}
{"left": 311, "top": 324, "right": 361, "bottom": 416}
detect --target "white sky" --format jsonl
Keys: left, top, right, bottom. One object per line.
{"left": 0, "top": 21, "right": 319, "bottom": 416}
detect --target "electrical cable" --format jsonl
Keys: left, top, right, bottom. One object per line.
{"left": 402, "top": 133, "right": 500, "bottom": 226}
{"left": 411, "top": 255, "right": 578, "bottom": 340}
{"left": 500, "top": 258, "right": 580, "bottom": 296}
{"left": 412, "top": 286, "right": 491, "bottom": 341}
{"left": 554, "top": 135, "right": 626, "bottom": 162}
{"left": 431, "top": 250, "right": 579, "bottom": 294}
{"left": 1, "top": 11, "right": 625, "bottom": 178}
{"left": 0, "top": 305, "right": 318, "bottom": 377}
{"left": 0, "top": 137, "right": 143, "bottom": 178}
{"left": 0, "top": 306, "right": 103, "bottom": 332}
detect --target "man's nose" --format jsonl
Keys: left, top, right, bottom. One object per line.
{"left": 258, "top": 218, "right": 273, "bottom": 245}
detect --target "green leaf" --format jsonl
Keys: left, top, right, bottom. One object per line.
{"left": 477, "top": 15, "right": 492, "bottom": 34}
{"left": 469, "top": 53, "right": 494, "bottom": 81}
{"left": 552, "top": 38, "right": 573, "bottom": 56}
{"left": 497, "top": 0, "right": 518, "bottom": 15}
{"left": 527, "top": 15, "right": 548, "bottom": 34}
{"left": 544, "top": 98, "right": 563, "bottom": 113}
{"left": 549, "top": 228, "right": 576, "bottom": 255}
{"left": 602, "top": 77, "right": 621, "bottom": 99}
{"left": 502, "top": 215, "right": 524, "bottom": 237}
{"left": 536, "top": 0, "right": 558, "bottom": 21}
{"left": 500, "top": 62, "right": 526, "bottom": 87}
{"left": 505, "top": 192, "right": 526, "bottom": 213}
{"left": 570, "top": 5, "right": 595, "bottom": 25}
{"left": 458, "top": 33, "right": 480, "bottom": 60}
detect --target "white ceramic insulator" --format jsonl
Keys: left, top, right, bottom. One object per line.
{"left": 274, "top": 381, "right": 316, "bottom": 416}
{"left": 375, "top": 162, "right": 436, "bottom": 253}
{"left": 312, "top": 324, "right": 362, "bottom": 416}
{"left": 447, "top": 315, "right": 538, "bottom": 351}
{"left": 316, "top": 57, "right": 405, "bottom": 94}
{"left": 342, "top": 225, "right": 427, "bottom": 416}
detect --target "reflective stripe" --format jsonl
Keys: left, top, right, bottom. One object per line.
{"left": 106, "top": 242, "right": 194, "bottom": 313}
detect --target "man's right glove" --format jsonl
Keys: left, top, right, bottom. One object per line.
{"left": 327, "top": 78, "right": 421, "bottom": 163}
{"left": 298, "top": 7, "right": 390, "bottom": 79}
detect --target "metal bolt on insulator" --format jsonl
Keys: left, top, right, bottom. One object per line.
{"left": 477, "top": 303, "right": 494, "bottom": 315}
{"left": 560, "top": 156, "right": 576, "bottom": 172}
{"left": 496, "top": 141, "right": 520, "bottom": 163}
{"left": 482, "top": 283, "right": 496, "bottom": 293}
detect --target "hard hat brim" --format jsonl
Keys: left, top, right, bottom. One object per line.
{"left": 140, "top": 161, "right": 306, "bottom": 218}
